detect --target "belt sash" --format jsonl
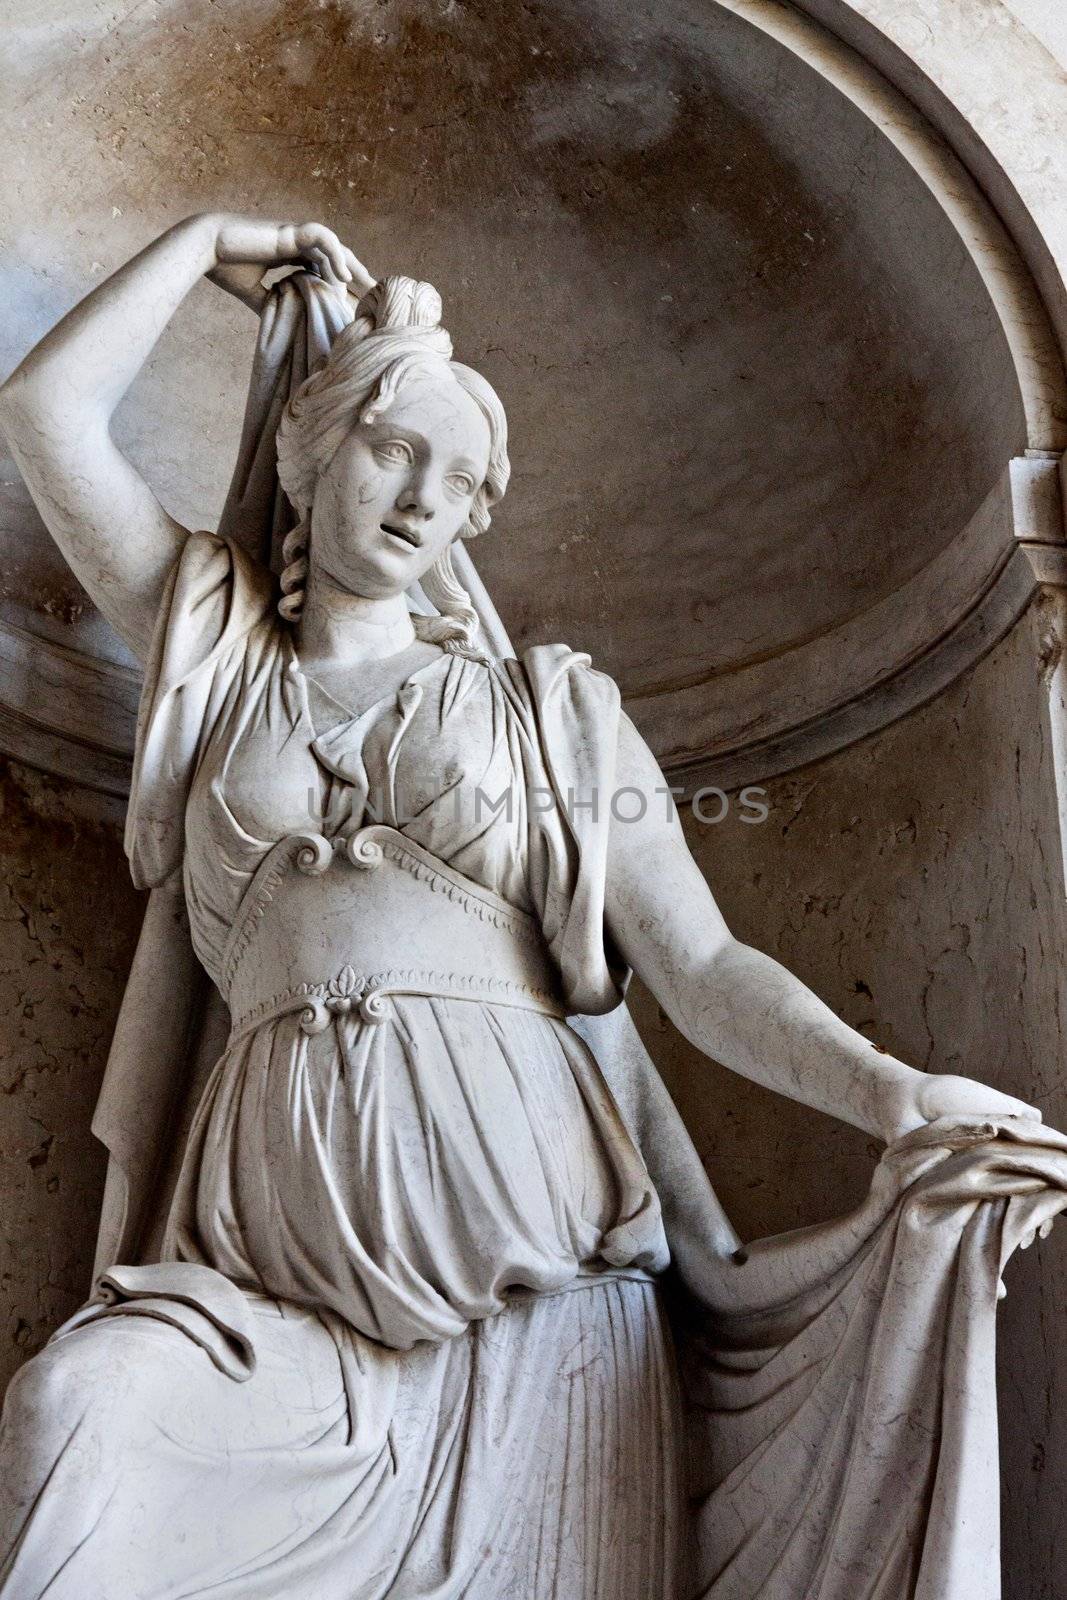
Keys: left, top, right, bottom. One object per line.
{"left": 221, "top": 825, "right": 566, "bottom": 1042}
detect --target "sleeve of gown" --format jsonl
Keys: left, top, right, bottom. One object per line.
{"left": 124, "top": 530, "right": 275, "bottom": 890}
{"left": 503, "top": 642, "right": 631, "bottom": 1016}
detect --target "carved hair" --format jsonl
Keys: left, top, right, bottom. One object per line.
{"left": 274, "top": 276, "right": 510, "bottom": 656}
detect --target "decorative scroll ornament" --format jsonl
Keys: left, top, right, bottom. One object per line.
{"left": 296, "top": 965, "right": 387, "bottom": 1032}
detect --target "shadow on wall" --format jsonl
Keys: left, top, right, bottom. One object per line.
{"left": 0, "top": 763, "right": 142, "bottom": 1396}
{"left": 0, "top": 0, "right": 1026, "bottom": 698}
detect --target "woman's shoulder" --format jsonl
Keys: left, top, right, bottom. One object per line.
{"left": 150, "top": 530, "right": 278, "bottom": 692}
{"left": 169, "top": 529, "right": 274, "bottom": 611}
{"left": 491, "top": 642, "right": 621, "bottom": 712}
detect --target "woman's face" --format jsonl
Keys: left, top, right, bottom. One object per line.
{"left": 309, "top": 374, "right": 492, "bottom": 599}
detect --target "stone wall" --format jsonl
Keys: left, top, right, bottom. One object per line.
{"left": 0, "top": 763, "right": 142, "bottom": 1397}
{"left": 628, "top": 592, "right": 1067, "bottom": 1597}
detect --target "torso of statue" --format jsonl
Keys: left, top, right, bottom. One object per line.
{"left": 152, "top": 537, "right": 668, "bottom": 1351}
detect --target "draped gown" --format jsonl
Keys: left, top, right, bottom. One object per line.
{"left": 4, "top": 530, "right": 1067, "bottom": 1600}
{"left": 0, "top": 529, "right": 687, "bottom": 1599}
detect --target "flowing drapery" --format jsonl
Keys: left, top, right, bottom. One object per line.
{"left": 79, "top": 270, "right": 1067, "bottom": 1598}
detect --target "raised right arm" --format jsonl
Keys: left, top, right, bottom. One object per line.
{"left": 0, "top": 214, "right": 371, "bottom": 662}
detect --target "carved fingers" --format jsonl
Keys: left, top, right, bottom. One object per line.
{"left": 998, "top": 1186, "right": 1067, "bottom": 1298}
{"left": 210, "top": 215, "right": 376, "bottom": 294}
{"left": 279, "top": 223, "right": 375, "bottom": 292}
{"left": 915, "top": 1072, "right": 1042, "bottom": 1129}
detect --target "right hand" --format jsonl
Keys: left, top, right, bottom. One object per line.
{"left": 206, "top": 213, "right": 376, "bottom": 293}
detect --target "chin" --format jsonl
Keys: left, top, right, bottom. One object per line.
{"left": 341, "top": 551, "right": 421, "bottom": 597}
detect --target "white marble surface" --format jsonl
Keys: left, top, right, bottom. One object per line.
{"left": 1, "top": 218, "right": 1067, "bottom": 1594}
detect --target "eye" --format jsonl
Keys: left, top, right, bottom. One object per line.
{"left": 375, "top": 440, "right": 414, "bottom": 466}
{"left": 445, "top": 472, "right": 476, "bottom": 497}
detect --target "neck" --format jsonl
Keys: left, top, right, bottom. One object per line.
{"left": 296, "top": 567, "right": 417, "bottom": 668}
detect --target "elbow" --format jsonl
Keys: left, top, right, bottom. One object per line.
{"left": 0, "top": 367, "right": 44, "bottom": 438}
{"left": 656, "top": 930, "right": 742, "bottom": 1045}
{"left": 0, "top": 342, "right": 72, "bottom": 413}
{"left": 699, "top": 929, "right": 745, "bottom": 985}
{"left": 0, "top": 366, "right": 88, "bottom": 455}
{"left": 0, "top": 371, "right": 22, "bottom": 425}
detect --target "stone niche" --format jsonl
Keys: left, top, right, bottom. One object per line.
{"left": 1, "top": 1, "right": 1066, "bottom": 1596}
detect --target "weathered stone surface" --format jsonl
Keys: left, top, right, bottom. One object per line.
{"left": 1, "top": 3, "right": 1066, "bottom": 1593}
{"left": 3, "top": 206, "right": 1063, "bottom": 1595}
{"left": 0, "top": 762, "right": 141, "bottom": 1396}
{"left": 635, "top": 594, "right": 1067, "bottom": 1597}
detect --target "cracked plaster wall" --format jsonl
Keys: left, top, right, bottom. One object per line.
{"left": 628, "top": 591, "right": 1067, "bottom": 1598}
{"left": 0, "top": 765, "right": 141, "bottom": 1398}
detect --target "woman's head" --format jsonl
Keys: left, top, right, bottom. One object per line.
{"left": 275, "top": 276, "right": 509, "bottom": 652}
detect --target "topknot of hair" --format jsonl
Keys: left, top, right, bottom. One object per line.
{"left": 357, "top": 277, "right": 444, "bottom": 335}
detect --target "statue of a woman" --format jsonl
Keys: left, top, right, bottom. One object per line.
{"left": 0, "top": 213, "right": 1065, "bottom": 1600}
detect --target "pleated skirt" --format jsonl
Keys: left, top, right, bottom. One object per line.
{"left": 0, "top": 1274, "right": 684, "bottom": 1599}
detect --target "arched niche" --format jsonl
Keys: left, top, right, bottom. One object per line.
{"left": 0, "top": 0, "right": 1063, "bottom": 793}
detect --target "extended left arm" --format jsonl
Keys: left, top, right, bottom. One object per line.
{"left": 604, "top": 716, "right": 1038, "bottom": 1144}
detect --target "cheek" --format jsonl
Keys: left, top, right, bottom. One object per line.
{"left": 426, "top": 515, "right": 468, "bottom": 568}
{"left": 356, "top": 471, "right": 384, "bottom": 506}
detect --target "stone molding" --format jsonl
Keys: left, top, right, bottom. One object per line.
{"left": 3, "top": 454, "right": 1065, "bottom": 796}
{"left": 0, "top": 616, "right": 139, "bottom": 795}
{"left": 634, "top": 455, "right": 1067, "bottom": 790}
{"left": 787, "top": 0, "right": 1067, "bottom": 376}
{"left": 716, "top": 0, "right": 1067, "bottom": 453}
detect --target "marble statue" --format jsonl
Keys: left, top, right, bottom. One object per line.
{"left": 1, "top": 212, "right": 1066, "bottom": 1599}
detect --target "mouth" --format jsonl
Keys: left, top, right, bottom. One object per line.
{"left": 380, "top": 521, "right": 422, "bottom": 549}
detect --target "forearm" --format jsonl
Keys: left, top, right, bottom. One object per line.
{"left": 0, "top": 215, "right": 365, "bottom": 661}
{"left": 205, "top": 261, "right": 270, "bottom": 314}
{"left": 0, "top": 214, "right": 217, "bottom": 427}
{"left": 668, "top": 937, "right": 922, "bottom": 1142}
{"left": 608, "top": 719, "right": 1040, "bottom": 1141}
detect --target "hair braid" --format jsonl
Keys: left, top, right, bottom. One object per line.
{"left": 278, "top": 517, "right": 311, "bottom": 624}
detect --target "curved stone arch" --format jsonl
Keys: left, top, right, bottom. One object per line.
{"left": 713, "top": 0, "right": 1067, "bottom": 454}
{"left": 791, "top": 0, "right": 1067, "bottom": 373}
{"left": 634, "top": 0, "right": 1067, "bottom": 793}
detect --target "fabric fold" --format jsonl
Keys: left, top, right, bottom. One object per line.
{"left": 62, "top": 264, "right": 1067, "bottom": 1600}
{"left": 54, "top": 1262, "right": 256, "bottom": 1381}
{"left": 680, "top": 1120, "right": 1067, "bottom": 1598}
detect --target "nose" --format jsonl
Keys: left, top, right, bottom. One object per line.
{"left": 395, "top": 472, "right": 438, "bottom": 522}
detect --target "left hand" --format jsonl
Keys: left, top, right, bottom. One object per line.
{"left": 877, "top": 1065, "right": 1040, "bottom": 1147}
{"left": 914, "top": 1071, "right": 1041, "bottom": 1131}
{"left": 205, "top": 216, "right": 375, "bottom": 312}
{"left": 901, "top": 1074, "right": 1061, "bottom": 1265}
